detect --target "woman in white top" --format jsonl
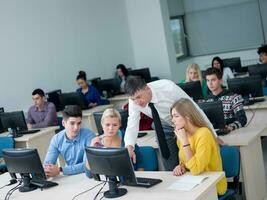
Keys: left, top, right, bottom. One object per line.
{"left": 212, "top": 56, "right": 234, "bottom": 88}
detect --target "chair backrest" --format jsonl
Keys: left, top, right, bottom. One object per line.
{"left": 220, "top": 145, "right": 240, "bottom": 178}
{"left": 93, "top": 109, "right": 128, "bottom": 135}
{"left": 0, "top": 136, "right": 15, "bottom": 158}
{"left": 139, "top": 146, "right": 158, "bottom": 171}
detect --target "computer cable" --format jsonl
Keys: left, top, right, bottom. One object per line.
{"left": 71, "top": 181, "right": 106, "bottom": 200}
{"left": 93, "top": 181, "right": 107, "bottom": 200}
{"left": 0, "top": 179, "right": 17, "bottom": 190}
{"left": 4, "top": 181, "right": 22, "bottom": 200}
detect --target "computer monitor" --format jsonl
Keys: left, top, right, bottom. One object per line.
{"left": 198, "top": 101, "right": 225, "bottom": 129}
{"left": 46, "top": 89, "right": 62, "bottom": 111}
{"left": 0, "top": 111, "right": 28, "bottom": 133}
{"left": 248, "top": 64, "right": 267, "bottom": 86}
{"left": 129, "top": 68, "right": 152, "bottom": 83}
{"left": 0, "top": 107, "right": 4, "bottom": 133}
{"left": 59, "top": 92, "right": 87, "bottom": 110}
{"left": 85, "top": 147, "right": 161, "bottom": 198}
{"left": 96, "top": 78, "right": 122, "bottom": 98}
{"left": 178, "top": 81, "right": 204, "bottom": 101}
{"left": 227, "top": 76, "right": 263, "bottom": 102}
{"left": 3, "top": 148, "right": 57, "bottom": 192}
{"left": 222, "top": 57, "right": 242, "bottom": 73}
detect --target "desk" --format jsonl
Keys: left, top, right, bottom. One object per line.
{"left": 57, "top": 105, "right": 114, "bottom": 133}
{"left": 0, "top": 171, "right": 224, "bottom": 200}
{"left": 108, "top": 94, "right": 129, "bottom": 109}
{"left": 244, "top": 97, "right": 267, "bottom": 136}
{"left": 0, "top": 127, "right": 58, "bottom": 163}
{"left": 137, "top": 126, "right": 267, "bottom": 200}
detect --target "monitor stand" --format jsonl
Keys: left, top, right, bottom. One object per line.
{"left": 104, "top": 176, "right": 127, "bottom": 198}
{"left": 19, "top": 174, "right": 37, "bottom": 192}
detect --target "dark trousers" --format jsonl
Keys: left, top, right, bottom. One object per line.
{"left": 152, "top": 122, "right": 179, "bottom": 171}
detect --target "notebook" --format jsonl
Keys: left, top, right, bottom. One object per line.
{"left": 168, "top": 174, "right": 208, "bottom": 191}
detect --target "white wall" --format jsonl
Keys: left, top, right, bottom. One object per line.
{"left": 125, "top": 0, "right": 177, "bottom": 80}
{"left": 0, "top": 0, "right": 135, "bottom": 111}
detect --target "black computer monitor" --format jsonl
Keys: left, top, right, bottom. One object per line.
{"left": 222, "top": 57, "right": 242, "bottom": 73}
{"left": 198, "top": 101, "right": 225, "bottom": 129}
{"left": 227, "top": 76, "right": 263, "bottom": 102}
{"left": 96, "top": 78, "right": 122, "bottom": 98}
{"left": 129, "top": 68, "right": 152, "bottom": 83}
{"left": 46, "top": 89, "right": 62, "bottom": 112}
{"left": 3, "top": 148, "right": 57, "bottom": 192}
{"left": 59, "top": 92, "right": 87, "bottom": 110}
{"left": 178, "top": 81, "right": 204, "bottom": 101}
{"left": 0, "top": 111, "right": 28, "bottom": 133}
{"left": 85, "top": 147, "right": 161, "bottom": 198}
{"left": 248, "top": 64, "right": 267, "bottom": 86}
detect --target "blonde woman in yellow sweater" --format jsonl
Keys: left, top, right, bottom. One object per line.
{"left": 170, "top": 98, "right": 227, "bottom": 196}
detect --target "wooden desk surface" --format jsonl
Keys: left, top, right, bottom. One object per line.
{"left": 243, "top": 97, "right": 267, "bottom": 110}
{"left": 0, "top": 171, "right": 224, "bottom": 200}
{"left": 108, "top": 94, "right": 129, "bottom": 101}
{"left": 0, "top": 126, "right": 59, "bottom": 142}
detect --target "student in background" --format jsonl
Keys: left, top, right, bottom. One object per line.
{"left": 44, "top": 105, "right": 95, "bottom": 177}
{"left": 27, "top": 88, "right": 57, "bottom": 129}
{"left": 85, "top": 108, "right": 144, "bottom": 177}
{"left": 180, "top": 63, "right": 208, "bottom": 98}
{"left": 171, "top": 98, "right": 227, "bottom": 196}
{"left": 212, "top": 56, "right": 234, "bottom": 88}
{"left": 257, "top": 44, "right": 267, "bottom": 64}
{"left": 116, "top": 64, "right": 131, "bottom": 93}
{"left": 205, "top": 68, "right": 247, "bottom": 131}
{"left": 76, "top": 71, "right": 103, "bottom": 108}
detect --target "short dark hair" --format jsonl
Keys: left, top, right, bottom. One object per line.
{"left": 205, "top": 67, "right": 223, "bottom": 79}
{"left": 76, "top": 71, "right": 87, "bottom": 81}
{"left": 32, "top": 88, "right": 45, "bottom": 97}
{"left": 124, "top": 76, "right": 147, "bottom": 96}
{"left": 62, "top": 105, "right": 82, "bottom": 120}
{"left": 116, "top": 64, "right": 129, "bottom": 77}
{"left": 257, "top": 44, "right": 267, "bottom": 55}
{"left": 211, "top": 56, "right": 224, "bottom": 70}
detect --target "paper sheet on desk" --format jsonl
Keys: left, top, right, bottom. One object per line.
{"left": 167, "top": 175, "right": 208, "bottom": 191}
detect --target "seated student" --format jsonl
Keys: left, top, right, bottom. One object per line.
{"left": 85, "top": 108, "right": 144, "bottom": 177}
{"left": 27, "top": 88, "right": 58, "bottom": 129}
{"left": 76, "top": 71, "right": 104, "bottom": 108}
{"left": 212, "top": 56, "right": 234, "bottom": 88}
{"left": 180, "top": 63, "right": 209, "bottom": 98}
{"left": 116, "top": 64, "right": 131, "bottom": 93}
{"left": 257, "top": 44, "right": 267, "bottom": 64}
{"left": 44, "top": 105, "right": 95, "bottom": 177}
{"left": 171, "top": 98, "right": 227, "bottom": 196}
{"left": 205, "top": 67, "right": 247, "bottom": 131}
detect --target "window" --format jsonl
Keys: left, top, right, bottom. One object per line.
{"left": 170, "top": 16, "right": 189, "bottom": 59}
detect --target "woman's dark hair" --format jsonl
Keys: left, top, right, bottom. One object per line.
{"left": 116, "top": 64, "right": 129, "bottom": 77}
{"left": 211, "top": 56, "right": 224, "bottom": 70}
{"left": 76, "top": 71, "right": 87, "bottom": 81}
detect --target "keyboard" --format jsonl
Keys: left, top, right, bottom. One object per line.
{"left": 216, "top": 128, "right": 231, "bottom": 136}
{"left": 31, "top": 179, "right": 58, "bottom": 189}
{"left": 135, "top": 177, "right": 162, "bottom": 188}
{"left": 18, "top": 129, "right": 40, "bottom": 135}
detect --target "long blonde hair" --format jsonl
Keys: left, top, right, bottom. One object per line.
{"left": 101, "top": 108, "right": 121, "bottom": 125}
{"left": 170, "top": 98, "right": 217, "bottom": 142}
{"left": 185, "top": 63, "right": 203, "bottom": 83}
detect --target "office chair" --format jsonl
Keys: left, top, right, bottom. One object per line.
{"left": 219, "top": 145, "right": 240, "bottom": 200}
{"left": 0, "top": 136, "right": 15, "bottom": 171}
{"left": 139, "top": 146, "right": 158, "bottom": 171}
{"left": 93, "top": 109, "right": 128, "bottom": 135}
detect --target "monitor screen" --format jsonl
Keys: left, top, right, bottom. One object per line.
{"left": 178, "top": 81, "right": 204, "bottom": 101}
{"left": 46, "top": 89, "right": 62, "bottom": 112}
{"left": 248, "top": 64, "right": 267, "bottom": 86}
{"left": 227, "top": 76, "right": 263, "bottom": 99}
{"left": 0, "top": 107, "right": 4, "bottom": 133}
{"left": 129, "top": 68, "right": 152, "bottom": 83}
{"left": 96, "top": 78, "right": 121, "bottom": 98}
{"left": 198, "top": 101, "right": 225, "bottom": 129}
{"left": 59, "top": 92, "right": 86, "bottom": 110}
{"left": 222, "top": 57, "right": 242, "bottom": 73}
{"left": 0, "top": 111, "right": 27, "bottom": 132}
